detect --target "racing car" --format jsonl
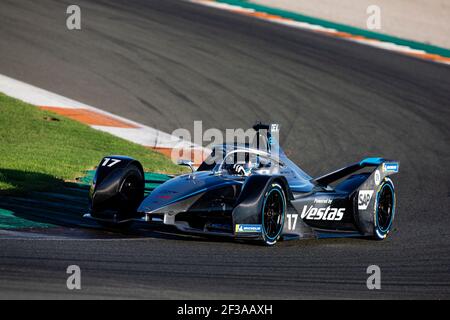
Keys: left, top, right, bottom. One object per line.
{"left": 84, "top": 123, "right": 399, "bottom": 245}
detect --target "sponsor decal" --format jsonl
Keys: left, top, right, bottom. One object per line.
{"left": 358, "top": 190, "right": 374, "bottom": 210}
{"left": 235, "top": 224, "right": 262, "bottom": 233}
{"left": 301, "top": 205, "right": 345, "bottom": 221}
{"left": 374, "top": 170, "right": 381, "bottom": 185}
{"left": 270, "top": 124, "right": 279, "bottom": 132}
{"left": 383, "top": 163, "right": 399, "bottom": 173}
{"left": 314, "top": 198, "right": 332, "bottom": 205}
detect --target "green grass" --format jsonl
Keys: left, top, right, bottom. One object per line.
{"left": 0, "top": 93, "right": 184, "bottom": 193}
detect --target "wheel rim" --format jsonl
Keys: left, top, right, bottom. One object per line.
{"left": 377, "top": 184, "right": 394, "bottom": 233}
{"left": 263, "top": 188, "right": 285, "bottom": 241}
{"left": 120, "top": 174, "right": 142, "bottom": 206}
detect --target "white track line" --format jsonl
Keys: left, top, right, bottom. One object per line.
{"left": 0, "top": 74, "right": 205, "bottom": 153}
{"left": 188, "top": 0, "right": 450, "bottom": 66}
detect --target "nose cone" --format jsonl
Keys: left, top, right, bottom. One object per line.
{"left": 138, "top": 172, "right": 230, "bottom": 213}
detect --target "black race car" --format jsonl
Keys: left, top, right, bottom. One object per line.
{"left": 84, "top": 124, "right": 399, "bottom": 245}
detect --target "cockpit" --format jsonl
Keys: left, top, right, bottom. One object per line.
{"left": 194, "top": 123, "right": 314, "bottom": 192}
{"left": 197, "top": 145, "right": 284, "bottom": 177}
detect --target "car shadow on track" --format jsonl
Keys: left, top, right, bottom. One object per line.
{"left": 0, "top": 169, "right": 378, "bottom": 246}
{"left": 0, "top": 168, "right": 67, "bottom": 195}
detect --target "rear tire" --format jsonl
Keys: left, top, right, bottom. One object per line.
{"left": 373, "top": 178, "right": 395, "bottom": 240}
{"left": 261, "top": 183, "right": 286, "bottom": 246}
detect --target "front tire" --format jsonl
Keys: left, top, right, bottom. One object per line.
{"left": 90, "top": 162, "right": 145, "bottom": 223}
{"left": 261, "top": 183, "right": 286, "bottom": 246}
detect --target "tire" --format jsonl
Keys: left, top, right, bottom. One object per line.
{"left": 116, "top": 165, "right": 145, "bottom": 215}
{"left": 91, "top": 162, "right": 145, "bottom": 222}
{"left": 261, "top": 182, "right": 286, "bottom": 246}
{"left": 373, "top": 178, "right": 396, "bottom": 240}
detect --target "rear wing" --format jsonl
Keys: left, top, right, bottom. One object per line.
{"left": 313, "top": 157, "right": 399, "bottom": 187}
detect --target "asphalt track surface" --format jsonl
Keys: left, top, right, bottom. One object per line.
{"left": 1, "top": 0, "right": 450, "bottom": 299}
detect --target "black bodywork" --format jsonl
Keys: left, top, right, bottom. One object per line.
{"left": 85, "top": 124, "right": 399, "bottom": 243}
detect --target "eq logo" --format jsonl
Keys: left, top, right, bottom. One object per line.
{"left": 358, "top": 190, "right": 374, "bottom": 210}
